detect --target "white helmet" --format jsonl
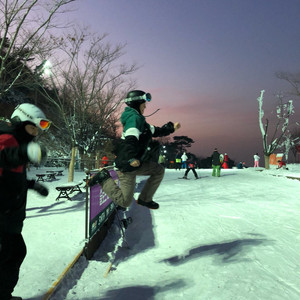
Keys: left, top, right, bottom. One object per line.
{"left": 11, "top": 103, "right": 51, "bottom": 130}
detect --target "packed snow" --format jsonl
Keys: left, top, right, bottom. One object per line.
{"left": 13, "top": 165, "right": 300, "bottom": 300}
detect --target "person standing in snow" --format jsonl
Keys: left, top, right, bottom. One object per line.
{"left": 182, "top": 160, "right": 199, "bottom": 179}
{"left": 88, "top": 90, "right": 181, "bottom": 209}
{"left": 211, "top": 148, "right": 222, "bottom": 177}
{"left": 0, "top": 104, "right": 50, "bottom": 300}
{"left": 254, "top": 153, "right": 260, "bottom": 167}
{"left": 158, "top": 154, "right": 165, "bottom": 167}
{"left": 175, "top": 153, "right": 181, "bottom": 170}
{"left": 181, "top": 152, "right": 188, "bottom": 169}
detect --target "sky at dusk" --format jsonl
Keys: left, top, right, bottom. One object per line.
{"left": 65, "top": 0, "right": 300, "bottom": 165}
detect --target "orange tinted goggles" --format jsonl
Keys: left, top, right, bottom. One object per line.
{"left": 39, "top": 119, "right": 51, "bottom": 130}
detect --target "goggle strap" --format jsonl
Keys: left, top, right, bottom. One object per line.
{"left": 124, "top": 93, "right": 151, "bottom": 103}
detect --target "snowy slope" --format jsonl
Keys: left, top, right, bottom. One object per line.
{"left": 13, "top": 166, "right": 300, "bottom": 300}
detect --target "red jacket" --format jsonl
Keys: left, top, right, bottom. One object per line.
{"left": 278, "top": 161, "right": 286, "bottom": 168}
{"left": 188, "top": 162, "right": 195, "bottom": 168}
{"left": 102, "top": 156, "right": 109, "bottom": 166}
{"left": 0, "top": 123, "right": 33, "bottom": 234}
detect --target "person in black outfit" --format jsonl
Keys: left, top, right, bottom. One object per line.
{"left": 0, "top": 104, "right": 50, "bottom": 300}
{"left": 211, "top": 148, "right": 222, "bottom": 177}
{"left": 183, "top": 160, "right": 199, "bottom": 179}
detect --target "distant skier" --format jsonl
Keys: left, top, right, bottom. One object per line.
{"left": 182, "top": 160, "right": 199, "bottom": 179}
{"left": 211, "top": 148, "right": 222, "bottom": 177}
{"left": 254, "top": 153, "right": 260, "bottom": 167}
{"left": 277, "top": 160, "right": 288, "bottom": 170}
{"left": 158, "top": 154, "right": 165, "bottom": 167}
{"left": 181, "top": 152, "right": 188, "bottom": 169}
{"left": 88, "top": 90, "right": 181, "bottom": 209}
{"left": 175, "top": 153, "right": 181, "bottom": 170}
{"left": 0, "top": 104, "right": 50, "bottom": 300}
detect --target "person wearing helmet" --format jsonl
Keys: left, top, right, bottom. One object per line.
{"left": 0, "top": 103, "right": 50, "bottom": 300}
{"left": 89, "top": 90, "right": 181, "bottom": 209}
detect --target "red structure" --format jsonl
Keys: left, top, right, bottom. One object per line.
{"left": 101, "top": 155, "right": 109, "bottom": 167}
{"left": 222, "top": 153, "right": 229, "bottom": 169}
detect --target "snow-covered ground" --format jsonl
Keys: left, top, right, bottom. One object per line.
{"left": 14, "top": 165, "right": 300, "bottom": 300}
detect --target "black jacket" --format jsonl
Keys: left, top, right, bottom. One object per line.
{"left": 114, "top": 107, "right": 175, "bottom": 172}
{"left": 0, "top": 121, "right": 34, "bottom": 234}
{"left": 211, "top": 150, "right": 221, "bottom": 166}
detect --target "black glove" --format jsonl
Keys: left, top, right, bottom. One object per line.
{"left": 32, "top": 182, "right": 49, "bottom": 196}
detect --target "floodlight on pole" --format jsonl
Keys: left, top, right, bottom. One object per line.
{"left": 43, "top": 60, "right": 52, "bottom": 75}
{"left": 42, "top": 60, "right": 52, "bottom": 76}
{"left": 34, "top": 60, "right": 52, "bottom": 104}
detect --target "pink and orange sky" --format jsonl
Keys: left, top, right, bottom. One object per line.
{"left": 66, "top": 0, "right": 300, "bottom": 165}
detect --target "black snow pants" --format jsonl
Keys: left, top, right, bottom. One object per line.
{"left": 184, "top": 167, "right": 198, "bottom": 178}
{"left": 0, "top": 233, "right": 27, "bottom": 300}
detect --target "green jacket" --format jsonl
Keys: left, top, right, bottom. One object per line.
{"left": 115, "top": 107, "right": 174, "bottom": 172}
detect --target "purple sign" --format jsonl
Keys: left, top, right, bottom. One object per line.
{"left": 89, "top": 169, "right": 119, "bottom": 237}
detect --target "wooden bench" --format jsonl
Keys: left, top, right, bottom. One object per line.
{"left": 46, "top": 171, "right": 57, "bottom": 180}
{"left": 56, "top": 170, "right": 64, "bottom": 176}
{"left": 36, "top": 172, "right": 57, "bottom": 182}
{"left": 36, "top": 174, "right": 46, "bottom": 182}
{"left": 55, "top": 182, "right": 83, "bottom": 201}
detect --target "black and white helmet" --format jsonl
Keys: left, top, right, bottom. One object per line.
{"left": 11, "top": 103, "right": 51, "bottom": 130}
{"left": 124, "top": 90, "right": 152, "bottom": 107}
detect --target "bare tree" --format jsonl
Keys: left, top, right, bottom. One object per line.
{"left": 288, "top": 126, "right": 300, "bottom": 162}
{"left": 40, "top": 29, "right": 137, "bottom": 181}
{"left": 257, "top": 90, "right": 294, "bottom": 169}
{"left": 276, "top": 72, "right": 300, "bottom": 98}
{"left": 278, "top": 129, "right": 299, "bottom": 162}
{"left": 275, "top": 72, "right": 300, "bottom": 162}
{"left": 0, "top": 0, "right": 74, "bottom": 97}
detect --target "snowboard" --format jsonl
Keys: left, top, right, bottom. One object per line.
{"left": 178, "top": 177, "right": 199, "bottom": 180}
{"left": 114, "top": 205, "right": 132, "bottom": 229}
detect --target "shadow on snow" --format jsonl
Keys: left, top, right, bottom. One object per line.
{"left": 160, "top": 237, "right": 272, "bottom": 265}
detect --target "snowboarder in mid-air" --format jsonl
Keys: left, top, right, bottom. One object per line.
{"left": 89, "top": 90, "right": 181, "bottom": 209}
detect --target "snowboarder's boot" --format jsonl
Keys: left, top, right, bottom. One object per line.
{"left": 88, "top": 169, "right": 111, "bottom": 186}
{"left": 182, "top": 176, "right": 187, "bottom": 179}
{"left": 136, "top": 198, "right": 159, "bottom": 209}
{"left": 116, "top": 205, "right": 127, "bottom": 211}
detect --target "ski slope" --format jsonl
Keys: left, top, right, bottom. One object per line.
{"left": 14, "top": 167, "right": 300, "bottom": 300}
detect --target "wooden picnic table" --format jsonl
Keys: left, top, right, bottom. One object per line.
{"left": 56, "top": 170, "right": 64, "bottom": 176}
{"left": 55, "top": 182, "right": 83, "bottom": 201}
{"left": 36, "top": 174, "right": 46, "bottom": 182}
{"left": 45, "top": 171, "right": 57, "bottom": 180}
{"left": 36, "top": 172, "right": 57, "bottom": 182}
